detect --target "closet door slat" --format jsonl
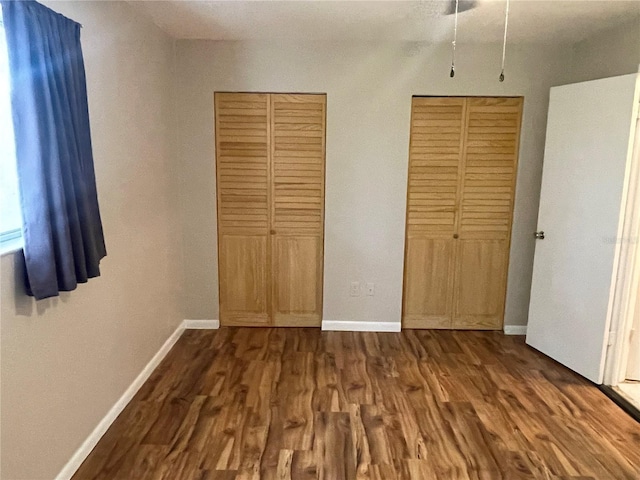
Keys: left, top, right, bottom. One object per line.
{"left": 270, "top": 94, "right": 326, "bottom": 327}
{"left": 215, "top": 93, "right": 271, "bottom": 326}
{"left": 453, "top": 97, "right": 522, "bottom": 330}
{"left": 403, "top": 97, "right": 466, "bottom": 329}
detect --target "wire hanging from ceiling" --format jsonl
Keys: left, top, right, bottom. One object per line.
{"left": 499, "top": 0, "right": 511, "bottom": 82}
{"left": 450, "top": 0, "right": 459, "bottom": 78}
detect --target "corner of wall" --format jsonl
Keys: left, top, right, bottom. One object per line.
{"left": 566, "top": 15, "right": 640, "bottom": 84}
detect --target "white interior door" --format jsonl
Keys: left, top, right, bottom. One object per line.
{"left": 526, "top": 74, "right": 640, "bottom": 384}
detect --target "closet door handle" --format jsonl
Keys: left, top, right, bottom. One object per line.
{"left": 453, "top": 233, "right": 459, "bottom": 239}
{"left": 270, "top": 229, "right": 276, "bottom": 235}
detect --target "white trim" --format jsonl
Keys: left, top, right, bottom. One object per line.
{"left": 504, "top": 325, "right": 527, "bottom": 335}
{"left": 55, "top": 319, "right": 220, "bottom": 479}
{"left": 321, "top": 320, "right": 401, "bottom": 332}
{"left": 183, "top": 319, "right": 220, "bottom": 329}
{"left": 0, "top": 237, "right": 23, "bottom": 257}
{"left": 55, "top": 323, "right": 186, "bottom": 480}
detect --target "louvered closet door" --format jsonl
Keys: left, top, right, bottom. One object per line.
{"left": 270, "top": 94, "right": 326, "bottom": 327}
{"left": 402, "top": 98, "right": 466, "bottom": 328}
{"left": 453, "top": 97, "right": 523, "bottom": 329}
{"left": 215, "top": 93, "right": 270, "bottom": 326}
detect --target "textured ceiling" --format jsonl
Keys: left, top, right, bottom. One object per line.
{"left": 128, "top": 0, "right": 640, "bottom": 44}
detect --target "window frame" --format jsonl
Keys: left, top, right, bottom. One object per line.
{"left": 0, "top": 13, "right": 23, "bottom": 255}
{"left": 0, "top": 227, "right": 22, "bottom": 255}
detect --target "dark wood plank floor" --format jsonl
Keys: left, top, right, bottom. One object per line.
{"left": 73, "top": 328, "right": 640, "bottom": 480}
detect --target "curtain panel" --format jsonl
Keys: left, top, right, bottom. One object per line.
{"left": 1, "top": 0, "right": 106, "bottom": 300}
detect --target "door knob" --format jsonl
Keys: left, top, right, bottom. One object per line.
{"left": 270, "top": 229, "right": 276, "bottom": 235}
{"left": 453, "top": 233, "right": 459, "bottom": 239}
{"left": 535, "top": 231, "right": 545, "bottom": 240}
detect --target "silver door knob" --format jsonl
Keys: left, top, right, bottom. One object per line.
{"left": 535, "top": 231, "right": 545, "bottom": 240}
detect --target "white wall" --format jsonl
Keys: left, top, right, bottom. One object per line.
{"left": 175, "top": 40, "right": 572, "bottom": 327}
{"left": 0, "top": 2, "right": 182, "bottom": 479}
{"left": 570, "top": 17, "right": 640, "bottom": 83}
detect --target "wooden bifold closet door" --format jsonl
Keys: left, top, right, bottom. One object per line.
{"left": 402, "top": 96, "right": 523, "bottom": 330}
{"left": 215, "top": 92, "right": 326, "bottom": 327}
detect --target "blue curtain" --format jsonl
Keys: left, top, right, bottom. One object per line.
{"left": 1, "top": 0, "right": 106, "bottom": 300}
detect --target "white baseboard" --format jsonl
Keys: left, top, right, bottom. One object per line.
{"left": 504, "top": 325, "right": 528, "bottom": 335}
{"left": 183, "top": 319, "right": 220, "bottom": 329}
{"left": 56, "top": 321, "right": 187, "bottom": 480}
{"left": 57, "top": 318, "right": 221, "bottom": 478}
{"left": 322, "top": 320, "right": 401, "bottom": 332}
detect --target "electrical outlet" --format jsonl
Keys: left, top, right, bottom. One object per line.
{"left": 350, "top": 281, "right": 360, "bottom": 297}
{"left": 366, "top": 283, "right": 375, "bottom": 296}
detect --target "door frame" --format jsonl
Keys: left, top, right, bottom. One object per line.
{"left": 605, "top": 93, "right": 640, "bottom": 385}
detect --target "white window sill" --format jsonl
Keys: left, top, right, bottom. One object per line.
{"left": 0, "top": 230, "right": 23, "bottom": 256}
{"left": 0, "top": 239, "right": 22, "bottom": 256}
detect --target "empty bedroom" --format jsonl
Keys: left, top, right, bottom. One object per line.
{"left": 1, "top": 0, "right": 640, "bottom": 479}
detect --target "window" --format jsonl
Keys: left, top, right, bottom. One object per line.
{"left": 0, "top": 10, "right": 22, "bottom": 252}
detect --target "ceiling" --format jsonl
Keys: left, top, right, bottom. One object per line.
{"left": 128, "top": 0, "right": 640, "bottom": 44}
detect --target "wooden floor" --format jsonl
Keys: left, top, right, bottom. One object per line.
{"left": 73, "top": 328, "right": 640, "bottom": 480}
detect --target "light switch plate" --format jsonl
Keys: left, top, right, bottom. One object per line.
{"left": 350, "top": 281, "right": 360, "bottom": 297}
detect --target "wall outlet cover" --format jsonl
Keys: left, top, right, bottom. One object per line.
{"left": 366, "top": 283, "right": 375, "bottom": 296}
